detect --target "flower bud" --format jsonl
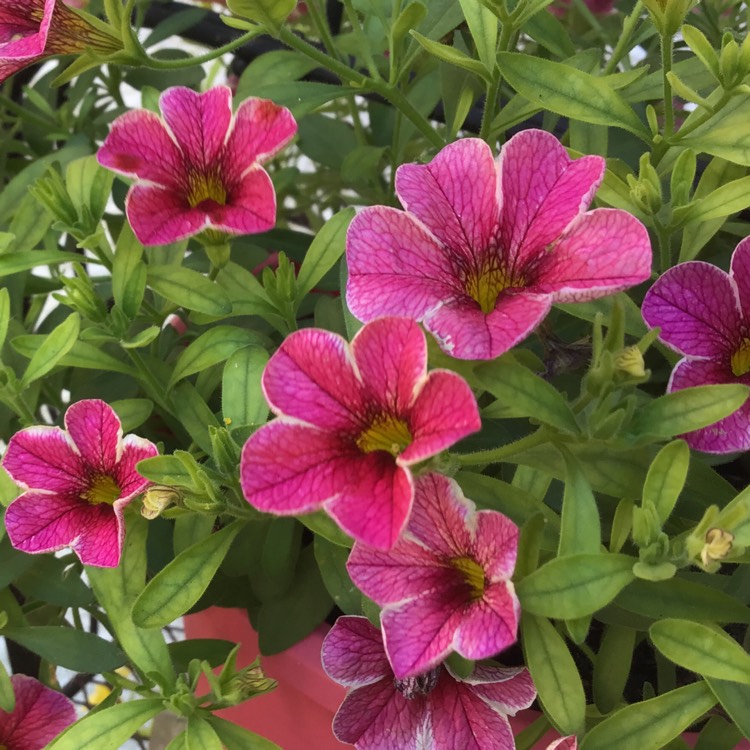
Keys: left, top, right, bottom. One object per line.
{"left": 614, "top": 346, "right": 646, "bottom": 379}
{"left": 222, "top": 664, "right": 277, "bottom": 706}
{"left": 700, "top": 527, "right": 734, "bottom": 567}
{"left": 141, "top": 486, "right": 181, "bottom": 519}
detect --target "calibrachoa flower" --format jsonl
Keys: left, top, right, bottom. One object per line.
{"left": 346, "top": 131, "right": 651, "bottom": 360}
{"left": 348, "top": 473, "right": 519, "bottom": 679}
{"left": 0, "top": 0, "right": 122, "bottom": 84}
{"left": 642, "top": 237, "right": 750, "bottom": 452}
{"left": 322, "top": 616, "right": 536, "bottom": 750}
{"left": 240, "top": 317, "right": 481, "bottom": 550}
{"left": 97, "top": 86, "right": 297, "bottom": 246}
{"left": 2, "top": 399, "right": 158, "bottom": 567}
{"left": 0, "top": 675, "right": 76, "bottom": 750}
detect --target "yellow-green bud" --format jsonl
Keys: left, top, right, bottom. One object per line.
{"left": 614, "top": 346, "right": 646, "bottom": 378}
{"left": 141, "top": 485, "right": 181, "bottom": 519}
{"left": 700, "top": 527, "right": 734, "bottom": 568}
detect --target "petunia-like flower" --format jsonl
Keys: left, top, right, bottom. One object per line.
{"left": 322, "top": 615, "right": 536, "bottom": 750}
{"left": 0, "top": 0, "right": 122, "bottom": 84}
{"left": 97, "top": 86, "right": 296, "bottom": 246}
{"left": 240, "top": 317, "right": 481, "bottom": 550}
{"left": 641, "top": 237, "right": 750, "bottom": 453}
{"left": 2, "top": 399, "right": 158, "bottom": 567}
{"left": 0, "top": 675, "right": 76, "bottom": 750}
{"left": 346, "top": 131, "right": 651, "bottom": 360}
{"left": 348, "top": 473, "right": 519, "bottom": 679}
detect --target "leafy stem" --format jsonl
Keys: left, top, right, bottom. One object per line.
{"left": 452, "top": 428, "right": 551, "bottom": 467}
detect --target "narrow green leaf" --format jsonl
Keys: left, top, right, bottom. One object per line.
{"left": 673, "top": 174, "right": 750, "bottom": 226}
{"left": 11, "top": 336, "right": 133, "bottom": 375}
{"left": 168, "top": 639, "right": 235, "bottom": 673}
{"left": 148, "top": 266, "right": 232, "bottom": 316}
{"left": 222, "top": 346, "right": 269, "bottom": 428}
{"left": 136, "top": 455, "right": 195, "bottom": 489}
{"left": 458, "top": 0, "right": 498, "bottom": 69}
{"left": 20, "top": 313, "right": 79, "bottom": 387}
{"left": 297, "top": 509, "right": 353, "bottom": 548}
{"left": 580, "top": 682, "right": 717, "bottom": 750}
{"left": 391, "top": 2, "right": 427, "bottom": 44}
{"left": 110, "top": 398, "right": 154, "bottom": 432}
{"left": 643, "top": 440, "right": 689, "bottom": 525}
{"left": 0, "top": 659, "right": 13, "bottom": 712}
{"left": 410, "top": 30, "right": 491, "bottom": 79}
{"left": 558, "top": 447, "right": 600, "bottom": 557}
{"left": 132, "top": 522, "right": 244, "bottom": 628}
{"left": 650, "top": 619, "right": 750, "bottom": 684}
{"left": 593, "top": 624, "right": 636, "bottom": 714}
{"left": 227, "top": 0, "right": 296, "bottom": 30}
{"left": 517, "top": 553, "right": 636, "bottom": 618}
{"left": 173, "top": 381, "right": 221, "bottom": 455}
{"left": 705, "top": 677, "right": 750, "bottom": 740}
{"left": 0, "top": 251, "right": 90, "bottom": 276}
{"left": 186, "top": 716, "right": 222, "bottom": 750}
{"left": 0, "top": 287, "right": 10, "bottom": 352}
{"left": 314, "top": 535, "right": 361, "bottom": 614}
{"left": 681, "top": 95, "right": 750, "bottom": 166}
{"left": 208, "top": 716, "right": 282, "bottom": 750}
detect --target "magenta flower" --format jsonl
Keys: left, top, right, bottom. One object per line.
{"left": 0, "top": 675, "right": 76, "bottom": 750}
{"left": 322, "top": 615, "right": 536, "bottom": 750}
{"left": 97, "top": 86, "right": 296, "bottom": 246}
{"left": 2, "top": 399, "right": 158, "bottom": 567}
{"left": 348, "top": 473, "right": 519, "bottom": 679}
{"left": 547, "top": 739, "right": 577, "bottom": 750}
{"left": 346, "top": 131, "right": 651, "bottom": 360}
{"left": 240, "top": 317, "right": 481, "bottom": 550}
{"left": 641, "top": 237, "right": 750, "bottom": 453}
{"left": 0, "top": 0, "right": 121, "bottom": 84}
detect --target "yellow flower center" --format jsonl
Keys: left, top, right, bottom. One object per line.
{"left": 82, "top": 474, "right": 121, "bottom": 506}
{"left": 731, "top": 338, "right": 750, "bottom": 377}
{"left": 356, "top": 414, "right": 412, "bottom": 456}
{"left": 450, "top": 556, "right": 485, "bottom": 600}
{"left": 187, "top": 171, "right": 227, "bottom": 210}
{"left": 465, "top": 261, "right": 523, "bottom": 314}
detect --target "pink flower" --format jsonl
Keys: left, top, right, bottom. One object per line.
{"left": 0, "top": 0, "right": 121, "bottom": 84}
{"left": 2, "top": 399, "right": 158, "bottom": 567}
{"left": 641, "top": 237, "right": 750, "bottom": 453}
{"left": 322, "top": 615, "right": 536, "bottom": 750}
{"left": 348, "top": 473, "right": 519, "bottom": 679}
{"left": 547, "top": 739, "right": 578, "bottom": 750}
{"left": 0, "top": 675, "right": 76, "bottom": 750}
{"left": 240, "top": 317, "right": 481, "bottom": 550}
{"left": 97, "top": 86, "right": 297, "bottom": 246}
{"left": 346, "top": 131, "right": 651, "bottom": 360}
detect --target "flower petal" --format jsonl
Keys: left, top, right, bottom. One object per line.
{"left": 642, "top": 261, "right": 741, "bottom": 358}
{"left": 498, "top": 129, "right": 604, "bottom": 270}
{"left": 547, "top": 739, "right": 578, "bottom": 750}
{"left": 74, "top": 506, "right": 123, "bottom": 568}
{"left": 2, "top": 427, "right": 84, "bottom": 494}
{"left": 262, "top": 327, "right": 364, "bottom": 431}
{"left": 528, "top": 209, "right": 652, "bottom": 301}
{"left": 454, "top": 583, "right": 520, "bottom": 660}
{"left": 401, "top": 370, "right": 481, "bottom": 464}
{"left": 321, "top": 616, "right": 391, "bottom": 687}
{"left": 463, "top": 665, "right": 537, "bottom": 714}
{"left": 730, "top": 236, "right": 750, "bottom": 322}
{"left": 160, "top": 86, "right": 232, "bottom": 171}
{"left": 669, "top": 358, "right": 750, "bottom": 453}
{"left": 125, "top": 184, "right": 206, "bottom": 246}
{"left": 423, "top": 293, "right": 551, "bottom": 360}
{"left": 395, "top": 138, "right": 499, "bottom": 262}
{"left": 351, "top": 317, "right": 427, "bottom": 416}
{"left": 115, "top": 434, "right": 158, "bottom": 499}
{"left": 210, "top": 167, "right": 276, "bottom": 236}
{"left": 346, "top": 206, "right": 459, "bottom": 323}
{"left": 473, "top": 510, "right": 518, "bottom": 581}
{"left": 64, "top": 399, "right": 122, "bottom": 475}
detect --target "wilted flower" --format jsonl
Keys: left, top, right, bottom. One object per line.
{"left": 700, "top": 527, "right": 734, "bottom": 568}
{"left": 240, "top": 317, "right": 481, "bottom": 550}
{"left": 2, "top": 399, "right": 158, "bottom": 567}
{"left": 97, "top": 86, "right": 297, "bottom": 246}
{"left": 348, "top": 473, "right": 520, "bottom": 679}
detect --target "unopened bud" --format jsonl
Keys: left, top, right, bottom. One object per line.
{"left": 614, "top": 346, "right": 646, "bottom": 378}
{"left": 141, "top": 485, "right": 181, "bottom": 519}
{"left": 223, "top": 665, "right": 276, "bottom": 705}
{"left": 700, "top": 527, "right": 734, "bottom": 567}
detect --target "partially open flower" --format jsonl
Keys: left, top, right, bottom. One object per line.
{"left": 700, "top": 527, "right": 734, "bottom": 568}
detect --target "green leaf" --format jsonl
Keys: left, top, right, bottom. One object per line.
{"left": 314, "top": 535, "right": 361, "bottom": 614}
{"left": 673, "top": 174, "right": 750, "bottom": 225}
{"left": 297, "top": 509, "right": 353, "bottom": 548}
{"left": 208, "top": 716, "right": 282, "bottom": 750}
{"left": 558, "top": 447, "right": 600, "bottom": 557}
{"left": 120, "top": 325, "right": 160, "bottom": 349}
{"left": 186, "top": 716, "right": 222, "bottom": 750}
{"left": 47, "top": 699, "right": 164, "bottom": 750}
{"left": 169, "top": 326, "right": 264, "bottom": 388}
{"left": 110, "top": 398, "right": 154, "bottom": 432}
{"left": 0, "top": 250, "right": 92, "bottom": 276}
{"left": 705, "top": 677, "right": 750, "bottom": 740}
{"left": 148, "top": 266, "right": 232, "bottom": 316}
{"left": 296, "top": 208, "right": 354, "bottom": 300}
{"left": 517, "top": 553, "right": 636, "bottom": 618}
{"left": 15, "top": 556, "right": 93, "bottom": 607}
{"left": 458, "top": 0, "right": 498, "bottom": 70}
{"left": 642, "top": 440, "right": 689, "bottom": 525}
{"left": 222, "top": 346, "right": 270, "bottom": 428}
{"left": 521, "top": 613, "right": 585, "bottom": 735}
{"left": 391, "top": 2, "right": 427, "bottom": 44}
{"left": 240, "top": 82, "right": 351, "bottom": 119}
{"left": 0, "top": 626, "right": 125, "bottom": 673}
{"left": 226, "top": 0, "right": 296, "bottom": 30}
{"left": 0, "top": 287, "right": 10, "bottom": 351}
{"left": 681, "top": 95, "right": 750, "bottom": 166}
{"left": 580, "top": 682, "right": 717, "bottom": 750}
{"left": 136, "top": 455, "right": 195, "bottom": 489}
{"left": 173, "top": 381, "right": 221, "bottom": 455}
{"left": 0, "top": 659, "right": 13, "bottom": 713}
{"left": 593, "top": 624, "right": 636, "bottom": 714}
{"left": 0, "top": 535, "right": 36, "bottom": 589}
{"left": 475, "top": 359, "right": 578, "bottom": 433}
{"left": 496, "top": 52, "right": 648, "bottom": 138}
{"left": 132, "top": 522, "right": 244, "bottom": 628}
{"left": 168, "top": 639, "right": 235, "bottom": 673}
{"left": 650, "top": 619, "right": 750, "bottom": 684}
{"left": 11, "top": 336, "right": 134, "bottom": 375}
{"left": 631, "top": 385, "right": 750, "bottom": 438}
{"left": 410, "top": 30, "right": 490, "bottom": 80}
{"left": 20, "top": 313, "right": 80, "bottom": 387}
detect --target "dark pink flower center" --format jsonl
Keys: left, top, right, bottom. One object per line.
{"left": 465, "top": 258, "right": 524, "bottom": 314}
{"left": 450, "top": 555, "right": 486, "bottom": 600}
{"left": 82, "top": 474, "right": 120, "bottom": 506}
{"left": 731, "top": 338, "right": 750, "bottom": 377}
{"left": 187, "top": 171, "right": 227, "bottom": 211}
{"left": 356, "top": 414, "right": 412, "bottom": 456}
{"left": 394, "top": 668, "right": 439, "bottom": 699}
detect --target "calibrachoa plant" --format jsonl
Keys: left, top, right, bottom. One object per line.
{"left": 1, "top": 0, "right": 750, "bottom": 749}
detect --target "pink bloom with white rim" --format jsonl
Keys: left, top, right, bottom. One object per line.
{"left": 97, "top": 86, "right": 297, "bottom": 246}
{"left": 322, "top": 615, "right": 536, "bottom": 750}
{"left": 346, "top": 131, "right": 652, "bottom": 360}
{"left": 0, "top": 675, "right": 76, "bottom": 750}
{"left": 546, "top": 739, "right": 578, "bottom": 750}
{"left": 240, "top": 317, "right": 481, "bottom": 550}
{"left": 2, "top": 399, "right": 158, "bottom": 567}
{"left": 641, "top": 237, "right": 750, "bottom": 453}
{"left": 348, "top": 473, "right": 519, "bottom": 679}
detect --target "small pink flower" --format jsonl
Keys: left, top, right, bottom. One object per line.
{"left": 2, "top": 399, "right": 158, "bottom": 567}
{"left": 348, "top": 473, "right": 519, "bottom": 679}
{"left": 0, "top": 675, "right": 76, "bottom": 750}
{"left": 346, "top": 131, "right": 651, "bottom": 360}
{"left": 322, "top": 615, "right": 536, "bottom": 750}
{"left": 642, "top": 237, "right": 750, "bottom": 453}
{"left": 547, "top": 739, "right": 578, "bottom": 750}
{"left": 0, "top": 0, "right": 121, "bottom": 84}
{"left": 240, "top": 317, "right": 481, "bottom": 549}
{"left": 97, "top": 86, "right": 297, "bottom": 246}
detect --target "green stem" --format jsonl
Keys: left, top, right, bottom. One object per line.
{"left": 341, "top": 0, "right": 383, "bottom": 80}
{"left": 655, "top": 221, "right": 672, "bottom": 272}
{"left": 453, "top": 429, "right": 549, "bottom": 467}
{"left": 660, "top": 29, "right": 675, "bottom": 139}
{"left": 602, "top": 2, "right": 643, "bottom": 75}
{"left": 479, "top": 74, "right": 502, "bottom": 143}
{"left": 144, "top": 28, "right": 261, "bottom": 70}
